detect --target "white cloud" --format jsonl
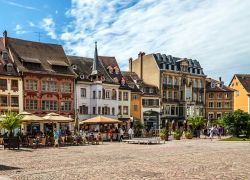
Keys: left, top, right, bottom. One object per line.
{"left": 3, "top": 0, "right": 39, "bottom": 10}
{"left": 41, "top": 17, "right": 57, "bottom": 39}
{"left": 61, "top": 0, "right": 250, "bottom": 84}
{"left": 14, "top": 24, "right": 26, "bottom": 34}
{"left": 28, "top": 21, "right": 35, "bottom": 27}
{"left": 55, "top": 10, "right": 58, "bottom": 14}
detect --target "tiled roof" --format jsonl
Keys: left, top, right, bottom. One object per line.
{"left": 67, "top": 55, "right": 113, "bottom": 83}
{"left": 0, "top": 38, "right": 19, "bottom": 76}
{"left": 8, "top": 37, "right": 75, "bottom": 77}
{"left": 153, "top": 53, "right": 205, "bottom": 75}
{"left": 206, "top": 78, "right": 234, "bottom": 92}
{"left": 235, "top": 74, "right": 250, "bottom": 93}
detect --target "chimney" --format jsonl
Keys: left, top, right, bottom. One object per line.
{"left": 3, "top": 30, "right": 7, "bottom": 48}
{"left": 138, "top": 52, "right": 145, "bottom": 80}
{"left": 129, "top": 57, "right": 133, "bottom": 72}
{"left": 219, "top": 77, "right": 222, "bottom": 82}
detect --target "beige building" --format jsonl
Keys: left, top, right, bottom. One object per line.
{"left": 129, "top": 52, "right": 206, "bottom": 126}
{"left": 0, "top": 31, "right": 23, "bottom": 114}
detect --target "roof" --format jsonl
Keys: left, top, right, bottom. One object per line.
{"left": 206, "top": 78, "right": 234, "bottom": 92}
{"left": 0, "top": 37, "right": 19, "bottom": 77}
{"left": 7, "top": 37, "right": 75, "bottom": 77}
{"left": 153, "top": 53, "right": 205, "bottom": 75}
{"left": 67, "top": 55, "right": 113, "bottom": 83}
{"left": 234, "top": 74, "right": 250, "bottom": 93}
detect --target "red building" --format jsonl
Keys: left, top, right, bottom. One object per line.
{"left": 4, "top": 32, "right": 75, "bottom": 117}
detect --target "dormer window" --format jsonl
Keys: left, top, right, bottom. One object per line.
{"left": 121, "top": 78, "right": 126, "bottom": 85}
{"left": 1, "top": 50, "right": 8, "bottom": 61}
{"left": 114, "top": 66, "right": 119, "bottom": 74}
{"left": 6, "top": 63, "right": 13, "bottom": 73}
{"left": 107, "top": 66, "right": 113, "bottom": 74}
{"left": 113, "top": 77, "right": 119, "bottom": 83}
{"left": 72, "top": 64, "right": 77, "bottom": 70}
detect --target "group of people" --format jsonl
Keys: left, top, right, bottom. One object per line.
{"left": 108, "top": 127, "right": 134, "bottom": 142}
{"left": 204, "top": 125, "right": 224, "bottom": 141}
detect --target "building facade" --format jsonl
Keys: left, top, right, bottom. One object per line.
{"left": 129, "top": 52, "right": 206, "bottom": 126}
{"left": 205, "top": 78, "right": 234, "bottom": 120}
{"left": 122, "top": 71, "right": 161, "bottom": 130}
{"left": 4, "top": 31, "right": 75, "bottom": 117}
{"left": 0, "top": 32, "right": 23, "bottom": 114}
{"left": 68, "top": 45, "right": 121, "bottom": 122}
{"left": 229, "top": 74, "right": 250, "bottom": 113}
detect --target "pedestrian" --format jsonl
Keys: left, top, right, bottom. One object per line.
{"left": 108, "top": 127, "right": 113, "bottom": 142}
{"left": 119, "top": 128, "right": 124, "bottom": 142}
{"left": 209, "top": 126, "right": 215, "bottom": 141}
{"left": 218, "top": 126, "right": 223, "bottom": 139}
{"left": 53, "top": 129, "right": 59, "bottom": 148}
{"left": 128, "top": 127, "right": 133, "bottom": 139}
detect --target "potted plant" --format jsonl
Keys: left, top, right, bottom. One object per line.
{"left": 0, "top": 112, "right": 23, "bottom": 149}
{"left": 173, "top": 128, "right": 182, "bottom": 140}
{"left": 185, "top": 128, "right": 193, "bottom": 139}
{"left": 160, "top": 128, "right": 169, "bottom": 140}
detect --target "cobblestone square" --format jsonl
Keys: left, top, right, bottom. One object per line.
{"left": 0, "top": 139, "right": 250, "bottom": 180}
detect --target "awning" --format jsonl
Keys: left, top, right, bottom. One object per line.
{"left": 80, "top": 116, "right": 122, "bottom": 124}
{"left": 42, "top": 113, "right": 73, "bottom": 122}
{"left": 19, "top": 111, "right": 44, "bottom": 122}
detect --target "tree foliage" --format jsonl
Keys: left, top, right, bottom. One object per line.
{"left": 221, "top": 110, "right": 250, "bottom": 137}
{"left": 187, "top": 116, "right": 205, "bottom": 130}
{"left": 0, "top": 112, "right": 23, "bottom": 137}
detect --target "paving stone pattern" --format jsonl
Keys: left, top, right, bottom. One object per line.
{"left": 0, "top": 139, "right": 250, "bottom": 180}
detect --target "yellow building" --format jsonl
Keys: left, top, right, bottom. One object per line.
{"left": 0, "top": 32, "right": 23, "bottom": 114}
{"left": 229, "top": 74, "right": 250, "bottom": 113}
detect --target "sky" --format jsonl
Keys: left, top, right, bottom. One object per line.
{"left": 0, "top": 0, "right": 250, "bottom": 84}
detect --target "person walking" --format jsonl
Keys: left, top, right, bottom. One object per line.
{"left": 53, "top": 129, "right": 59, "bottom": 148}
{"left": 128, "top": 128, "right": 133, "bottom": 139}
{"left": 209, "top": 126, "right": 215, "bottom": 141}
{"left": 119, "top": 128, "right": 124, "bottom": 142}
{"left": 108, "top": 128, "right": 113, "bottom": 142}
{"left": 218, "top": 126, "right": 223, "bottom": 139}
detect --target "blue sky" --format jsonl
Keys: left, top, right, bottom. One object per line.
{"left": 0, "top": 0, "right": 250, "bottom": 84}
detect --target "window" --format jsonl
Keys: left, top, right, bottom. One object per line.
{"left": 208, "top": 112, "right": 214, "bottom": 120}
{"left": 98, "top": 106, "right": 101, "bottom": 114}
{"left": 105, "top": 90, "right": 110, "bottom": 99}
{"left": 61, "top": 82, "right": 71, "bottom": 93}
{"left": 217, "top": 102, "right": 222, "bottom": 108}
{"left": 98, "top": 91, "right": 102, "bottom": 99}
{"left": 134, "top": 105, "right": 138, "bottom": 111}
{"left": 163, "top": 91, "right": 166, "bottom": 98}
{"left": 225, "top": 93, "right": 230, "bottom": 99}
{"left": 0, "top": 96, "right": 8, "bottom": 106}
{"left": 11, "top": 80, "right": 18, "bottom": 91}
{"left": 119, "top": 91, "right": 122, "bottom": 101}
{"left": 123, "top": 106, "right": 128, "bottom": 115}
{"left": 11, "top": 96, "right": 19, "bottom": 107}
{"left": 25, "top": 80, "right": 38, "bottom": 91}
{"left": 93, "top": 91, "right": 96, "bottom": 99}
{"left": 216, "top": 112, "right": 222, "bottom": 119}
{"left": 162, "top": 77, "right": 167, "bottom": 85}
{"left": 208, "top": 102, "right": 214, "bottom": 108}
{"left": 42, "top": 81, "right": 57, "bottom": 92}
{"left": 93, "top": 107, "right": 96, "bottom": 114}
{"left": 102, "top": 106, "right": 110, "bottom": 115}
{"left": 168, "top": 91, "right": 172, "bottom": 99}
{"left": 208, "top": 93, "right": 214, "bottom": 99}
{"left": 168, "top": 77, "right": 172, "bottom": 85}
{"left": 142, "top": 99, "right": 159, "bottom": 107}
{"left": 25, "top": 99, "right": 37, "bottom": 110}
{"left": 42, "top": 101, "right": 58, "bottom": 111}
{"left": 112, "top": 107, "right": 115, "bottom": 115}
{"left": 0, "top": 79, "right": 7, "bottom": 91}
{"left": 218, "top": 93, "right": 222, "bottom": 99}
{"left": 79, "top": 105, "right": 88, "bottom": 114}
{"left": 118, "top": 106, "right": 122, "bottom": 115}
{"left": 112, "top": 89, "right": 117, "bottom": 100}
{"left": 174, "top": 91, "right": 178, "bottom": 99}
{"left": 133, "top": 95, "right": 138, "bottom": 100}
{"left": 165, "top": 105, "right": 170, "bottom": 115}
{"left": 61, "top": 101, "right": 72, "bottom": 111}
{"left": 81, "top": 88, "right": 86, "bottom": 97}
{"left": 224, "top": 102, "right": 231, "bottom": 108}
{"left": 171, "top": 106, "right": 175, "bottom": 115}
{"left": 123, "top": 92, "right": 128, "bottom": 101}
{"left": 236, "top": 91, "right": 239, "bottom": 96}
{"left": 174, "top": 77, "right": 178, "bottom": 85}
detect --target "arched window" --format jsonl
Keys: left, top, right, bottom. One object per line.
{"left": 112, "top": 89, "right": 117, "bottom": 100}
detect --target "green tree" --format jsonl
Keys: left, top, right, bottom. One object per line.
{"left": 221, "top": 110, "right": 250, "bottom": 137}
{"left": 187, "top": 116, "right": 205, "bottom": 131}
{"left": 0, "top": 112, "right": 23, "bottom": 137}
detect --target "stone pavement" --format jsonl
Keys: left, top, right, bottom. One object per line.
{"left": 0, "top": 139, "right": 250, "bottom": 180}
